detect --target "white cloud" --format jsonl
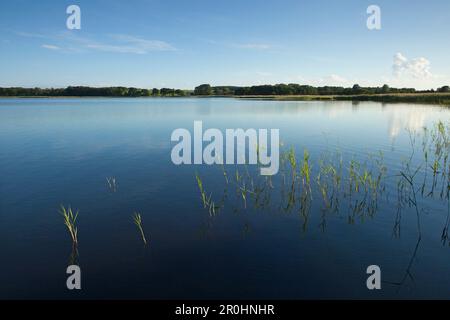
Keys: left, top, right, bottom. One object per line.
{"left": 384, "top": 52, "right": 450, "bottom": 89}
{"left": 41, "top": 44, "right": 61, "bottom": 50}
{"left": 393, "top": 52, "right": 432, "bottom": 79}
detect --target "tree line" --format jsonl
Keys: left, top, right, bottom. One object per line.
{"left": 194, "top": 84, "right": 450, "bottom": 96}
{"left": 0, "top": 86, "right": 189, "bottom": 97}
{"left": 0, "top": 84, "right": 449, "bottom": 97}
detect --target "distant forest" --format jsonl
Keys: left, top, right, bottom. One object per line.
{"left": 0, "top": 86, "right": 187, "bottom": 97}
{"left": 193, "top": 84, "right": 450, "bottom": 96}
{"left": 0, "top": 84, "right": 449, "bottom": 97}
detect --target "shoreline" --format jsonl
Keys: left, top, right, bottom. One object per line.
{"left": 1, "top": 93, "right": 450, "bottom": 105}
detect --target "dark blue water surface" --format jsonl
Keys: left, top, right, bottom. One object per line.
{"left": 0, "top": 98, "right": 449, "bottom": 299}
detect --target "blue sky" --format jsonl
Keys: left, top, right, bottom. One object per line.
{"left": 0, "top": 0, "right": 449, "bottom": 89}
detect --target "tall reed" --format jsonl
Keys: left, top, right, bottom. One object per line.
{"left": 133, "top": 212, "right": 148, "bottom": 245}
{"left": 195, "top": 172, "right": 208, "bottom": 208}
{"left": 60, "top": 205, "right": 79, "bottom": 245}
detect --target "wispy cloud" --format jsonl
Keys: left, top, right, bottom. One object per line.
{"left": 112, "top": 34, "right": 175, "bottom": 50}
{"left": 41, "top": 44, "right": 61, "bottom": 50}
{"left": 16, "top": 31, "right": 176, "bottom": 54}
{"left": 308, "top": 74, "right": 350, "bottom": 86}
{"left": 86, "top": 34, "right": 176, "bottom": 54}
{"left": 206, "top": 39, "right": 272, "bottom": 50}
{"left": 323, "top": 74, "right": 348, "bottom": 85}
{"left": 15, "top": 31, "right": 48, "bottom": 39}
{"left": 232, "top": 43, "right": 271, "bottom": 50}
{"left": 255, "top": 71, "right": 272, "bottom": 77}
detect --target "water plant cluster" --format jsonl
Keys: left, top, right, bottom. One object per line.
{"left": 194, "top": 121, "right": 450, "bottom": 245}
{"left": 58, "top": 121, "right": 449, "bottom": 271}
{"left": 60, "top": 177, "right": 149, "bottom": 264}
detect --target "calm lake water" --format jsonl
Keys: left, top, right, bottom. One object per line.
{"left": 0, "top": 98, "right": 449, "bottom": 299}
